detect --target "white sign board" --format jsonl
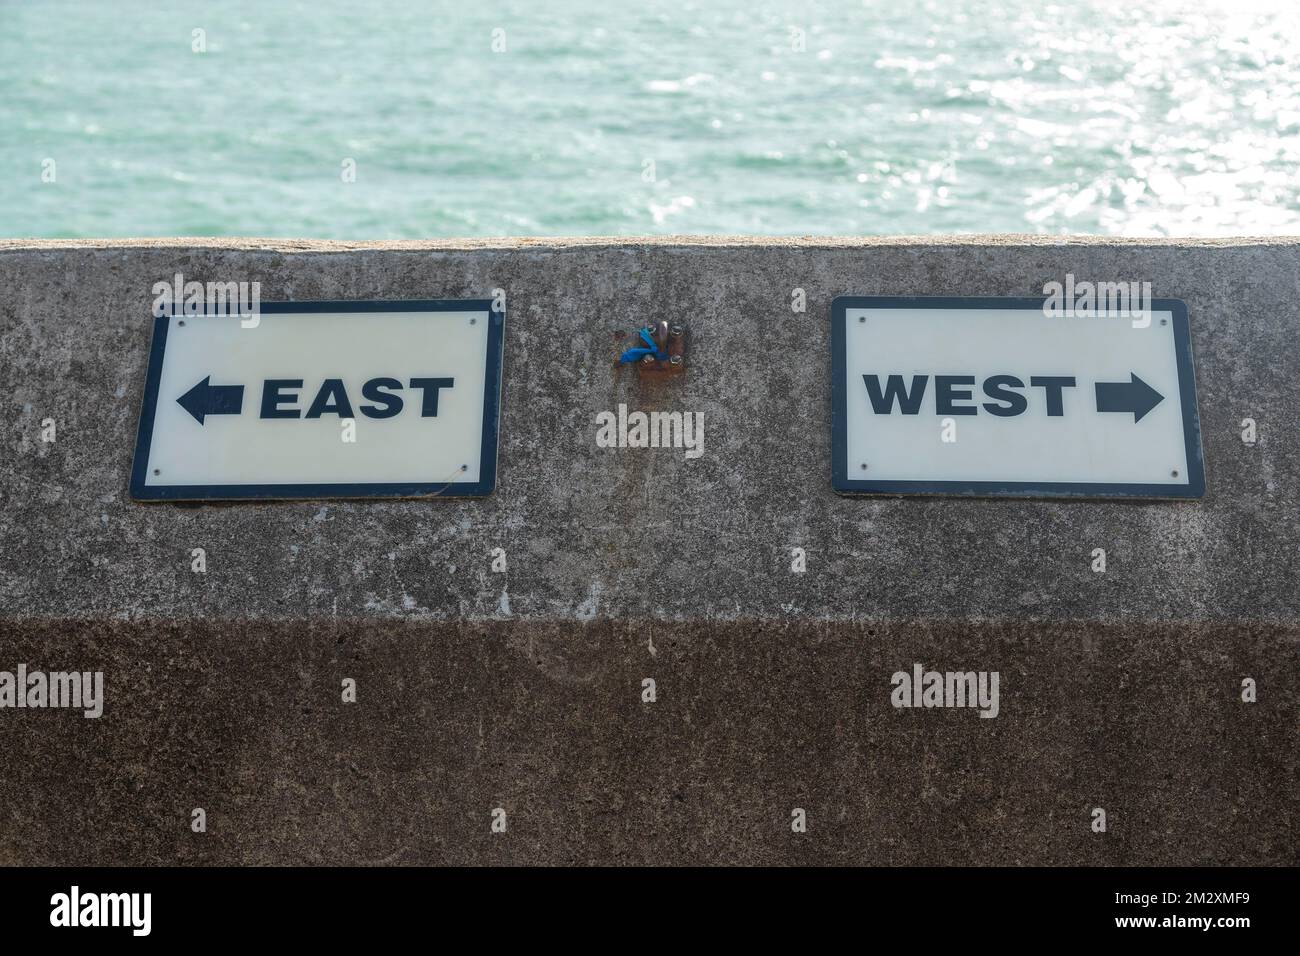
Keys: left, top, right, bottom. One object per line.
{"left": 832, "top": 296, "right": 1204, "bottom": 498}
{"left": 131, "top": 300, "right": 504, "bottom": 500}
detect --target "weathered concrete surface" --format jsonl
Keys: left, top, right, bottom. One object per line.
{"left": 0, "top": 238, "right": 1297, "bottom": 864}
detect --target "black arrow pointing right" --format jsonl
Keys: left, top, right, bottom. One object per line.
{"left": 177, "top": 376, "right": 245, "bottom": 425}
{"left": 1095, "top": 373, "right": 1163, "bottom": 423}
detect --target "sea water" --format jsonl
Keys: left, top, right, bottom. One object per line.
{"left": 2, "top": 0, "right": 1298, "bottom": 239}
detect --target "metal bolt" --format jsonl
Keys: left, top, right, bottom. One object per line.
{"left": 669, "top": 325, "right": 683, "bottom": 337}
{"left": 153, "top": 468, "right": 160, "bottom": 475}
{"left": 669, "top": 355, "right": 683, "bottom": 366}
{"left": 1171, "top": 469, "right": 1179, "bottom": 477}
{"left": 860, "top": 463, "right": 868, "bottom": 470}
{"left": 641, "top": 354, "right": 656, "bottom": 366}
{"left": 470, "top": 317, "right": 477, "bottom": 325}
{"left": 859, "top": 316, "right": 865, "bottom": 323}
{"left": 178, "top": 320, "right": 186, "bottom": 327}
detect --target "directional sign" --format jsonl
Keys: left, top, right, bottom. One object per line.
{"left": 131, "top": 300, "right": 504, "bottom": 500}
{"left": 831, "top": 296, "right": 1205, "bottom": 498}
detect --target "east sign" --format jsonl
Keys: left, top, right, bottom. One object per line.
{"left": 130, "top": 300, "right": 504, "bottom": 500}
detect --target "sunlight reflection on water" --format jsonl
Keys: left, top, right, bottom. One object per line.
{"left": 2, "top": 0, "right": 1298, "bottom": 237}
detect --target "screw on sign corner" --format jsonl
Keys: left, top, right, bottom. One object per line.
{"left": 617, "top": 321, "right": 686, "bottom": 374}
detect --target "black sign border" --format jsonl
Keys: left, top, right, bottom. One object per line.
{"left": 130, "top": 299, "right": 505, "bottom": 501}
{"left": 831, "top": 295, "right": 1206, "bottom": 499}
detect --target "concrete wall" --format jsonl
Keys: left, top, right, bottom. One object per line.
{"left": 0, "top": 237, "right": 1296, "bottom": 865}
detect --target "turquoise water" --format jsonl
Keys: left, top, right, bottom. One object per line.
{"left": 3, "top": 0, "right": 1300, "bottom": 238}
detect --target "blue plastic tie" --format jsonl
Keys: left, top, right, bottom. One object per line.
{"left": 618, "top": 327, "right": 668, "bottom": 364}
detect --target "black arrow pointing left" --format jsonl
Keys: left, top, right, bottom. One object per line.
{"left": 177, "top": 376, "right": 244, "bottom": 425}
